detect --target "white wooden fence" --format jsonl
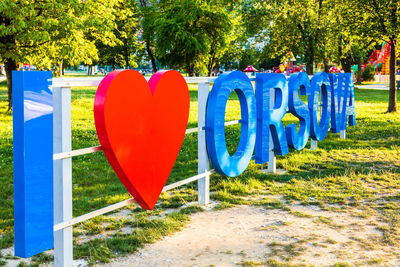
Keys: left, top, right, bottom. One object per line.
{"left": 50, "top": 75, "right": 344, "bottom": 266}
{"left": 51, "top": 76, "right": 261, "bottom": 266}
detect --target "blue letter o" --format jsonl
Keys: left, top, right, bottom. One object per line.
{"left": 206, "top": 71, "right": 257, "bottom": 177}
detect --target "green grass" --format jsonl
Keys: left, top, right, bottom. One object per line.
{"left": 358, "top": 81, "right": 388, "bottom": 85}
{"left": 74, "top": 211, "right": 188, "bottom": 265}
{"left": 0, "top": 79, "right": 400, "bottom": 265}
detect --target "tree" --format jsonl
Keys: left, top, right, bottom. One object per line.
{"left": 138, "top": 0, "right": 158, "bottom": 72}
{"left": 218, "top": 9, "right": 248, "bottom": 71}
{"left": 325, "top": 0, "right": 374, "bottom": 76}
{"left": 242, "top": 0, "right": 331, "bottom": 75}
{"left": 96, "top": 0, "right": 142, "bottom": 70}
{"left": 0, "top": 0, "right": 79, "bottom": 110}
{"left": 31, "top": 30, "right": 99, "bottom": 77}
{"left": 201, "top": 1, "right": 232, "bottom": 76}
{"left": 258, "top": 45, "right": 283, "bottom": 71}
{"left": 349, "top": 0, "right": 400, "bottom": 112}
{"left": 154, "top": 0, "right": 232, "bottom": 76}
{"left": 0, "top": 0, "right": 119, "bottom": 111}
{"left": 238, "top": 46, "right": 259, "bottom": 70}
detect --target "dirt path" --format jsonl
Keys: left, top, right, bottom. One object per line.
{"left": 101, "top": 205, "right": 400, "bottom": 266}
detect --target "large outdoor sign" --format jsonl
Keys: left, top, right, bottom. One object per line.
{"left": 12, "top": 69, "right": 355, "bottom": 258}
{"left": 93, "top": 69, "right": 355, "bottom": 205}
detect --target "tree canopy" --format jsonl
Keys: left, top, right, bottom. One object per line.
{"left": 0, "top": 0, "right": 119, "bottom": 110}
{"left": 153, "top": 0, "right": 232, "bottom": 76}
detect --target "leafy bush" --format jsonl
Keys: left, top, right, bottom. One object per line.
{"left": 362, "top": 64, "right": 375, "bottom": 81}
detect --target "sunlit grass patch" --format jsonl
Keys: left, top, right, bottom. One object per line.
{"left": 74, "top": 211, "right": 188, "bottom": 264}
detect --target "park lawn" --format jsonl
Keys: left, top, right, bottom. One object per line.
{"left": 358, "top": 81, "right": 389, "bottom": 85}
{"left": 0, "top": 79, "right": 399, "bottom": 266}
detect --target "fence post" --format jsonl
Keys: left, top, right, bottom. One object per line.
{"left": 198, "top": 82, "right": 210, "bottom": 205}
{"left": 268, "top": 87, "right": 276, "bottom": 173}
{"left": 53, "top": 87, "right": 73, "bottom": 267}
{"left": 340, "top": 130, "right": 346, "bottom": 139}
{"left": 311, "top": 139, "right": 317, "bottom": 150}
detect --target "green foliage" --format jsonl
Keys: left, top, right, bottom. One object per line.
{"left": 237, "top": 46, "right": 259, "bottom": 71}
{"left": 0, "top": 0, "right": 123, "bottom": 108}
{"left": 349, "top": 0, "right": 400, "bottom": 42}
{"left": 96, "top": 0, "right": 143, "bottom": 69}
{"left": 348, "top": 0, "right": 400, "bottom": 111}
{"left": 362, "top": 64, "right": 375, "bottom": 81}
{"left": 0, "top": 0, "right": 119, "bottom": 66}
{"left": 240, "top": 0, "right": 378, "bottom": 74}
{"left": 74, "top": 212, "right": 188, "bottom": 264}
{"left": 327, "top": 0, "right": 374, "bottom": 72}
{"left": 154, "top": 0, "right": 232, "bottom": 76}
{"left": 242, "top": 0, "right": 332, "bottom": 74}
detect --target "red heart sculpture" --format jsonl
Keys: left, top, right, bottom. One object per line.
{"left": 94, "top": 70, "right": 190, "bottom": 210}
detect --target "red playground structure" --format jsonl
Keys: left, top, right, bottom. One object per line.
{"left": 363, "top": 42, "right": 399, "bottom": 75}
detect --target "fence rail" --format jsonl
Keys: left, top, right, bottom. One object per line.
{"left": 51, "top": 76, "right": 220, "bottom": 87}
{"left": 51, "top": 75, "right": 259, "bottom": 266}
{"left": 53, "top": 168, "right": 215, "bottom": 232}
{"left": 50, "top": 74, "right": 339, "bottom": 266}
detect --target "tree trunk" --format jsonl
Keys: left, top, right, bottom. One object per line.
{"left": 305, "top": 43, "right": 314, "bottom": 75}
{"left": 58, "top": 61, "right": 63, "bottom": 77}
{"left": 146, "top": 43, "right": 157, "bottom": 72}
{"left": 388, "top": 40, "right": 397, "bottom": 112}
{"left": 207, "top": 60, "right": 213, "bottom": 76}
{"left": 187, "top": 65, "right": 195, "bottom": 77}
{"left": 139, "top": 0, "right": 157, "bottom": 72}
{"left": 305, "top": 36, "right": 314, "bottom": 75}
{"left": 337, "top": 35, "right": 353, "bottom": 72}
{"left": 124, "top": 39, "right": 130, "bottom": 69}
{"left": 4, "top": 59, "right": 18, "bottom": 112}
{"left": 339, "top": 52, "right": 352, "bottom": 73}
{"left": 112, "top": 58, "right": 116, "bottom": 71}
{"left": 342, "top": 61, "right": 352, "bottom": 73}
{"left": 323, "top": 54, "right": 329, "bottom": 73}
{"left": 306, "top": 62, "right": 314, "bottom": 75}
{"left": 207, "top": 52, "right": 216, "bottom": 76}
{"left": 357, "top": 56, "right": 362, "bottom": 84}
